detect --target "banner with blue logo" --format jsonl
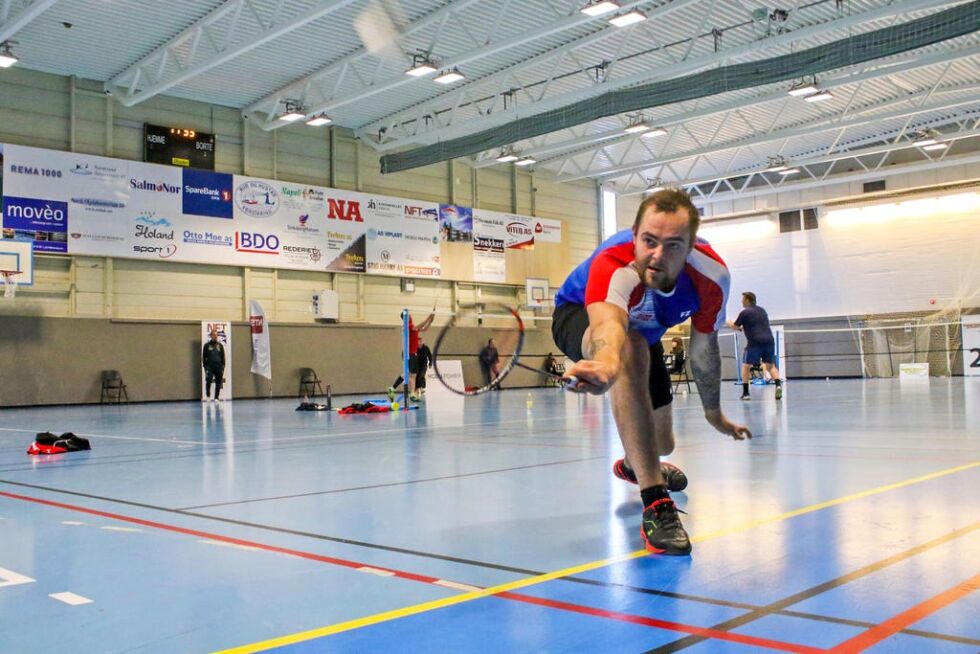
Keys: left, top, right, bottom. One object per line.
{"left": 0, "top": 143, "right": 557, "bottom": 278}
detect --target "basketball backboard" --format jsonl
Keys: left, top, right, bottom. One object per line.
{"left": 0, "top": 240, "right": 33, "bottom": 285}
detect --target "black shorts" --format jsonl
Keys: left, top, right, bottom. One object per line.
{"left": 551, "top": 303, "right": 673, "bottom": 409}
{"left": 744, "top": 342, "right": 775, "bottom": 365}
{"left": 409, "top": 354, "right": 419, "bottom": 374}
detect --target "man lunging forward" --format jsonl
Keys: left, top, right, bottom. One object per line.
{"left": 553, "top": 190, "right": 751, "bottom": 556}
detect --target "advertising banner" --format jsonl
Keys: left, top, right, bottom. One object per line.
{"left": 963, "top": 317, "right": 980, "bottom": 377}
{"left": 473, "top": 211, "right": 506, "bottom": 283}
{"left": 0, "top": 143, "right": 557, "bottom": 279}
{"left": 249, "top": 300, "right": 272, "bottom": 380}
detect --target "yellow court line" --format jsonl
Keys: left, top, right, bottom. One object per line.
{"left": 216, "top": 460, "right": 980, "bottom": 654}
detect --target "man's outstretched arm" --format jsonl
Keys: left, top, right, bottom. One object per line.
{"left": 689, "top": 329, "right": 752, "bottom": 440}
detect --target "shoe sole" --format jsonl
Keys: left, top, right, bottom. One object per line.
{"left": 641, "top": 528, "right": 693, "bottom": 556}
{"left": 614, "top": 460, "right": 688, "bottom": 492}
{"left": 776, "top": 388, "right": 783, "bottom": 400}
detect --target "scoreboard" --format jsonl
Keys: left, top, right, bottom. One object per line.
{"left": 144, "top": 124, "right": 215, "bottom": 170}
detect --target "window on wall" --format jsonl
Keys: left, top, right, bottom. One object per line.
{"left": 601, "top": 188, "right": 617, "bottom": 242}
{"left": 779, "top": 208, "right": 819, "bottom": 233}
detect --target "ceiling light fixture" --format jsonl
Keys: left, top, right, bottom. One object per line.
{"left": 608, "top": 9, "right": 647, "bottom": 26}
{"left": 764, "top": 156, "right": 789, "bottom": 172}
{"left": 778, "top": 167, "right": 800, "bottom": 176}
{"left": 921, "top": 142, "right": 949, "bottom": 151}
{"left": 0, "top": 42, "right": 18, "bottom": 69}
{"left": 640, "top": 126, "right": 668, "bottom": 138}
{"left": 305, "top": 114, "right": 332, "bottom": 127}
{"left": 514, "top": 156, "right": 537, "bottom": 166}
{"left": 406, "top": 53, "right": 438, "bottom": 77}
{"left": 787, "top": 80, "right": 818, "bottom": 97}
{"left": 624, "top": 115, "right": 651, "bottom": 134}
{"left": 803, "top": 90, "right": 833, "bottom": 102}
{"left": 434, "top": 68, "right": 465, "bottom": 84}
{"left": 279, "top": 101, "right": 305, "bottom": 122}
{"left": 644, "top": 178, "right": 665, "bottom": 194}
{"left": 580, "top": 0, "right": 621, "bottom": 17}
{"left": 496, "top": 149, "right": 520, "bottom": 163}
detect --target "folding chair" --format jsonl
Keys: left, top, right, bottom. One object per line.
{"left": 100, "top": 370, "right": 129, "bottom": 404}
{"left": 298, "top": 368, "right": 325, "bottom": 398}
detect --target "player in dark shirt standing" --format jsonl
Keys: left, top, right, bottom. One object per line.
{"left": 727, "top": 292, "right": 783, "bottom": 400}
{"left": 202, "top": 329, "right": 226, "bottom": 402}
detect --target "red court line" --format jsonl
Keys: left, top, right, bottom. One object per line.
{"left": 499, "top": 592, "right": 824, "bottom": 653}
{"left": 2, "top": 489, "right": 815, "bottom": 652}
{"left": 0, "top": 490, "right": 439, "bottom": 585}
{"left": 828, "top": 573, "right": 980, "bottom": 653}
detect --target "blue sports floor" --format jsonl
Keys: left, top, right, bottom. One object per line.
{"left": 0, "top": 379, "right": 977, "bottom": 653}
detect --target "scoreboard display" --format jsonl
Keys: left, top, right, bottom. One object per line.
{"left": 144, "top": 124, "right": 215, "bottom": 170}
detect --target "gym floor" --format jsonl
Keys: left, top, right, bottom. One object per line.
{"left": 0, "top": 378, "right": 977, "bottom": 653}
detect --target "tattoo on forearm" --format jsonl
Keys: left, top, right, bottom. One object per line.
{"left": 588, "top": 338, "right": 608, "bottom": 358}
{"left": 691, "top": 332, "right": 722, "bottom": 411}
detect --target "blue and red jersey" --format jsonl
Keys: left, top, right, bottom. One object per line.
{"left": 554, "top": 229, "right": 730, "bottom": 344}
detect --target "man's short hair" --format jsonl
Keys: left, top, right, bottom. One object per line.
{"left": 742, "top": 291, "right": 757, "bottom": 306}
{"left": 632, "top": 189, "right": 701, "bottom": 241}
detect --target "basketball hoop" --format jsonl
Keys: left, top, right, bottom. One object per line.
{"left": 1, "top": 270, "right": 21, "bottom": 299}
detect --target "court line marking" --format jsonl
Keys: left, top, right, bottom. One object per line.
{"left": 0, "top": 567, "right": 36, "bottom": 588}
{"left": 0, "top": 488, "right": 811, "bottom": 653}
{"left": 828, "top": 573, "right": 980, "bottom": 653}
{"left": 500, "top": 592, "right": 823, "bottom": 654}
{"left": 217, "top": 459, "right": 980, "bottom": 653}
{"left": 647, "top": 520, "right": 980, "bottom": 653}
{"left": 49, "top": 591, "right": 94, "bottom": 606}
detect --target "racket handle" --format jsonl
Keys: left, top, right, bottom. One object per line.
{"left": 562, "top": 375, "right": 579, "bottom": 391}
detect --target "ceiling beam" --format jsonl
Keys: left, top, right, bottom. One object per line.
{"left": 252, "top": 0, "right": 664, "bottom": 129}
{"left": 105, "top": 0, "right": 360, "bottom": 107}
{"left": 0, "top": 0, "right": 59, "bottom": 43}
{"left": 362, "top": 0, "right": 961, "bottom": 153}
{"left": 472, "top": 41, "right": 980, "bottom": 168}
{"left": 558, "top": 84, "right": 980, "bottom": 182}
{"left": 243, "top": 0, "right": 491, "bottom": 126}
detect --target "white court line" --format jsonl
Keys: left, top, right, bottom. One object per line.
{"left": 433, "top": 579, "right": 481, "bottom": 592}
{"left": 49, "top": 592, "right": 93, "bottom": 606}
{"left": 100, "top": 526, "right": 142, "bottom": 533}
{"left": 0, "top": 567, "right": 36, "bottom": 588}
{"left": 357, "top": 566, "right": 396, "bottom": 577}
{"left": 62, "top": 520, "right": 85, "bottom": 525}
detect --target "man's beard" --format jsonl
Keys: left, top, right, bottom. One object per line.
{"left": 642, "top": 266, "right": 678, "bottom": 291}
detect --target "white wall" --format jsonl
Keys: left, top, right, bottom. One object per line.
{"left": 700, "top": 191, "right": 980, "bottom": 321}
{"left": 0, "top": 68, "right": 601, "bottom": 324}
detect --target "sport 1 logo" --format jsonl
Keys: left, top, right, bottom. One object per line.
{"left": 235, "top": 232, "right": 280, "bottom": 254}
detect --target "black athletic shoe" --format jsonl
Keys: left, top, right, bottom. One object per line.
{"left": 641, "top": 497, "right": 692, "bottom": 556}
{"left": 612, "top": 459, "right": 688, "bottom": 492}
{"left": 740, "top": 394, "right": 751, "bottom": 401}
{"left": 775, "top": 386, "right": 783, "bottom": 400}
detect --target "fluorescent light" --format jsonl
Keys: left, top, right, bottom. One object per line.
{"left": 921, "top": 142, "right": 948, "bottom": 151}
{"left": 280, "top": 111, "right": 305, "bottom": 122}
{"left": 496, "top": 153, "right": 519, "bottom": 163}
{"left": 581, "top": 0, "right": 620, "bottom": 16}
{"left": 644, "top": 186, "right": 664, "bottom": 194}
{"left": 434, "top": 68, "right": 464, "bottom": 84}
{"left": 0, "top": 43, "right": 17, "bottom": 68}
{"left": 640, "top": 126, "right": 668, "bottom": 138}
{"left": 514, "top": 157, "right": 536, "bottom": 166}
{"left": 778, "top": 167, "right": 800, "bottom": 176}
{"left": 609, "top": 9, "right": 646, "bottom": 26}
{"left": 788, "top": 82, "right": 818, "bottom": 97}
{"left": 803, "top": 90, "right": 833, "bottom": 102}
{"left": 406, "top": 63, "right": 437, "bottom": 77}
{"left": 624, "top": 122, "right": 650, "bottom": 134}
{"left": 305, "top": 115, "right": 332, "bottom": 127}
{"left": 765, "top": 164, "right": 788, "bottom": 172}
